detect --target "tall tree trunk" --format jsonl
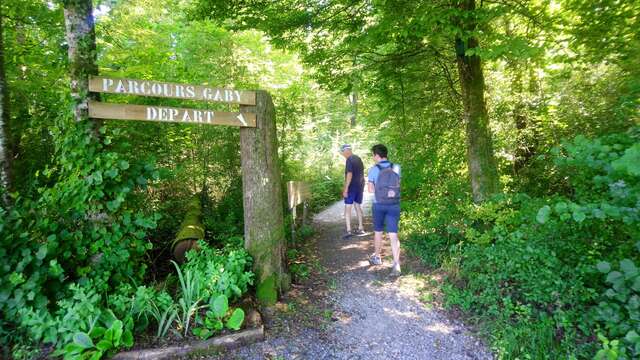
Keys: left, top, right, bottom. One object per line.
{"left": 349, "top": 89, "right": 357, "bottom": 127}
{"left": 0, "top": 8, "right": 13, "bottom": 205}
{"left": 455, "top": 0, "right": 500, "bottom": 203}
{"left": 63, "top": 0, "right": 101, "bottom": 137}
{"left": 240, "top": 91, "right": 288, "bottom": 305}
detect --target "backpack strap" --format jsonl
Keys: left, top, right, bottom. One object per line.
{"left": 376, "top": 162, "right": 393, "bottom": 170}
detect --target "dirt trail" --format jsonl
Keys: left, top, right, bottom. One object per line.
{"left": 219, "top": 194, "right": 493, "bottom": 359}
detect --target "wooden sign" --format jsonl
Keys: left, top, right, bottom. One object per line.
{"left": 89, "top": 76, "right": 256, "bottom": 105}
{"left": 287, "top": 181, "right": 311, "bottom": 209}
{"left": 88, "top": 101, "right": 256, "bottom": 127}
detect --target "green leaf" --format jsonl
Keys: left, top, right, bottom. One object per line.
{"left": 606, "top": 271, "right": 623, "bottom": 285}
{"left": 102, "top": 309, "right": 118, "bottom": 328}
{"left": 73, "top": 332, "right": 94, "bottom": 349}
{"left": 96, "top": 339, "right": 113, "bottom": 352}
{"left": 118, "top": 160, "right": 130, "bottom": 170}
{"left": 625, "top": 330, "right": 640, "bottom": 344}
{"left": 36, "top": 245, "right": 47, "bottom": 260}
{"left": 226, "top": 308, "right": 245, "bottom": 330}
{"left": 89, "top": 326, "right": 106, "bottom": 339}
{"left": 632, "top": 277, "right": 640, "bottom": 292}
{"left": 211, "top": 294, "right": 228, "bottom": 318}
{"left": 63, "top": 342, "right": 85, "bottom": 356}
{"left": 111, "top": 320, "right": 123, "bottom": 347}
{"left": 122, "top": 329, "right": 134, "bottom": 348}
{"left": 193, "top": 327, "right": 212, "bottom": 340}
{"left": 612, "top": 144, "right": 640, "bottom": 176}
{"left": 536, "top": 205, "right": 551, "bottom": 224}
{"left": 572, "top": 211, "right": 586, "bottom": 223}
{"left": 597, "top": 261, "right": 611, "bottom": 273}
{"left": 621, "top": 259, "right": 638, "bottom": 279}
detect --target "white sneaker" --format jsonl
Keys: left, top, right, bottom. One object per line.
{"left": 369, "top": 254, "right": 382, "bottom": 265}
{"left": 391, "top": 262, "right": 401, "bottom": 276}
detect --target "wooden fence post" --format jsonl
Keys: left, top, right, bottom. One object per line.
{"left": 302, "top": 201, "right": 309, "bottom": 226}
{"left": 240, "top": 90, "right": 288, "bottom": 305}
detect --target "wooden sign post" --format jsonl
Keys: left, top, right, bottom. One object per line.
{"left": 87, "top": 76, "right": 257, "bottom": 127}
{"left": 88, "top": 101, "right": 256, "bottom": 127}
{"left": 89, "top": 76, "right": 256, "bottom": 105}
{"left": 287, "top": 181, "right": 311, "bottom": 243}
{"left": 89, "top": 76, "right": 288, "bottom": 304}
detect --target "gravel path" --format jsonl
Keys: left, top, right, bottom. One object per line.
{"left": 218, "top": 194, "right": 493, "bottom": 360}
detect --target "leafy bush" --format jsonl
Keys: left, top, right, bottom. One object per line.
{"left": 594, "top": 255, "right": 640, "bottom": 359}
{"left": 0, "top": 117, "right": 160, "bottom": 356}
{"left": 405, "top": 128, "right": 640, "bottom": 358}
{"left": 192, "top": 294, "right": 245, "bottom": 340}
{"left": 55, "top": 311, "right": 134, "bottom": 360}
{"left": 183, "top": 240, "right": 254, "bottom": 302}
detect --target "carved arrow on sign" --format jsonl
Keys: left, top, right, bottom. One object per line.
{"left": 237, "top": 113, "right": 248, "bottom": 126}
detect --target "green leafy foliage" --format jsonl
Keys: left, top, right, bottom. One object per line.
{"left": 594, "top": 255, "right": 640, "bottom": 358}
{"left": 183, "top": 241, "right": 254, "bottom": 302}
{"left": 192, "top": 294, "right": 245, "bottom": 340}
{"left": 405, "top": 130, "right": 639, "bottom": 357}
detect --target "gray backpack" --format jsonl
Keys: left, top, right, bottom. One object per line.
{"left": 374, "top": 163, "right": 400, "bottom": 205}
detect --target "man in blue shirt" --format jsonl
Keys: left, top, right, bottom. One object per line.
{"left": 367, "top": 144, "right": 401, "bottom": 275}
{"left": 340, "top": 144, "right": 365, "bottom": 238}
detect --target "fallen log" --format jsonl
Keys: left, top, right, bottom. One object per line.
{"left": 172, "top": 195, "right": 204, "bottom": 262}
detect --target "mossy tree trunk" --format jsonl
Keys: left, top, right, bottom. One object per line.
{"left": 62, "top": 0, "right": 101, "bottom": 138}
{"left": 455, "top": 0, "right": 500, "bottom": 203}
{"left": 240, "top": 90, "right": 287, "bottom": 303}
{"left": 0, "top": 8, "right": 12, "bottom": 206}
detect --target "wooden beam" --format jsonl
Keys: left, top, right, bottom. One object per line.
{"left": 89, "top": 76, "right": 256, "bottom": 105}
{"left": 112, "top": 326, "right": 264, "bottom": 360}
{"left": 88, "top": 101, "right": 256, "bottom": 127}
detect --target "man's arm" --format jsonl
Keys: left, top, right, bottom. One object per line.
{"left": 368, "top": 181, "right": 375, "bottom": 193}
{"left": 343, "top": 172, "right": 353, "bottom": 198}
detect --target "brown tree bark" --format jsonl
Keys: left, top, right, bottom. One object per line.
{"left": 63, "top": 0, "right": 101, "bottom": 137}
{"left": 240, "top": 91, "right": 288, "bottom": 303}
{"left": 349, "top": 90, "right": 358, "bottom": 127}
{"left": 0, "top": 8, "right": 13, "bottom": 205}
{"left": 455, "top": 0, "right": 500, "bottom": 203}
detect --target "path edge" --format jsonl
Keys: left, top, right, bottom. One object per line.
{"left": 110, "top": 326, "right": 264, "bottom": 360}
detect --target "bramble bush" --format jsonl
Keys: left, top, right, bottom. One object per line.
{"left": 404, "top": 128, "right": 640, "bottom": 358}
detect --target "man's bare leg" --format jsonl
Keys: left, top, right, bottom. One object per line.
{"left": 344, "top": 204, "right": 353, "bottom": 233}
{"left": 374, "top": 231, "right": 383, "bottom": 258}
{"left": 389, "top": 232, "right": 401, "bottom": 271}
{"left": 354, "top": 203, "right": 364, "bottom": 231}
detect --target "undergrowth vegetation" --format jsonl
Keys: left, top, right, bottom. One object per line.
{"left": 405, "top": 129, "right": 640, "bottom": 358}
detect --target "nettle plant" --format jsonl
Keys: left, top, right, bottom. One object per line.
{"left": 595, "top": 252, "right": 640, "bottom": 359}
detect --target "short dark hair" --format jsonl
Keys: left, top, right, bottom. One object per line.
{"left": 371, "top": 144, "right": 388, "bottom": 158}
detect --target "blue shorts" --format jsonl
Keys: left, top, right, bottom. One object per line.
{"left": 344, "top": 186, "right": 363, "bottom": 204}
{"left": 372, "top": 203, "right": 400, "bottom": 233}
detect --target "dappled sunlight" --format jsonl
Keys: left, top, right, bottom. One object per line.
{"left": 383, "top": 307, "right": 421, "bottom": 320}
{"left": 423, "top": 323, "right": 454, "bottom": 335}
